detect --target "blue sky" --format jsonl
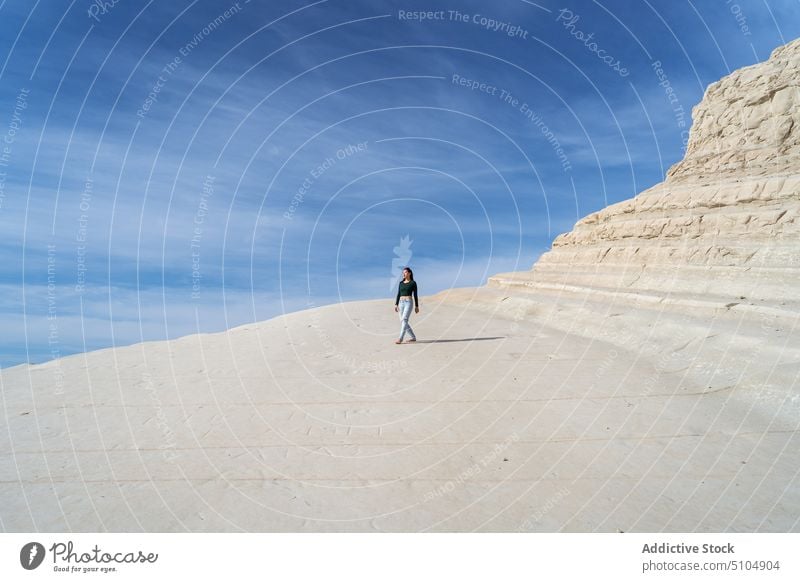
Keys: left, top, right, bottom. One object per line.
{"left": 0, "top": 0, "right": 798, "bottom": 366}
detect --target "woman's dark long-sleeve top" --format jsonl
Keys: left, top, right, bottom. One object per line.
{"left": 395, "top": 280, "right": 418, "bottom": 308}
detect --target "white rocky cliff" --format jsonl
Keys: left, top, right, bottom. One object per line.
{"left": 488, "top": 39, "right": 800, "bottom": 311}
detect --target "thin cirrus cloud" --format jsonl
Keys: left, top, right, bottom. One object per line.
{"left": 0, "top": 0, "right": 798, "bottom": 366}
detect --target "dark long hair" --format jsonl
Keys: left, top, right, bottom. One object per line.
{"left": 403, "top": 267, "right": 414, "bottom": 281}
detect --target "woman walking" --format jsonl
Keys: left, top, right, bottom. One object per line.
{"left": 394, "top": 267, "right": 419, "bottom": 344}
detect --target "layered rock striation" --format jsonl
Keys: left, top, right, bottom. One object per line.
{"left": 490, "top": 39, "right": 800, "bottom": 311}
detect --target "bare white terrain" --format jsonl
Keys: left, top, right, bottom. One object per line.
{"left": 2, "top": 39, "right": 798, "bottom": 533}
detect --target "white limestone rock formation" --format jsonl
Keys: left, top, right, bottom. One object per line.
{"left": 489, "top": 39, "right": 800, "bottom": 312}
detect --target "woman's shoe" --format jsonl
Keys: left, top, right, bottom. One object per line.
{"left": 395, "top": 340, "right": 403, "bottom": 344}
{"left": 407, "top": 339, "right": 416, "bottom": 343}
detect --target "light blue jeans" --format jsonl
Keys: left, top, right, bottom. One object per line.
{"left": 398, "top": 298, "right": 416, "bottom": 341}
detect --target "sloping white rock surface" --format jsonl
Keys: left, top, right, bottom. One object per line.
{"left": 489, "top": 39, "right": 800, "bottom": 311}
